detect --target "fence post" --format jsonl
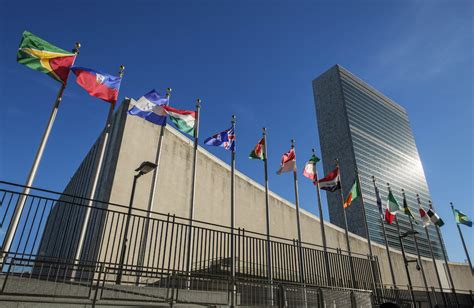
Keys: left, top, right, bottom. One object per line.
{"left": 279, "top": 284, "right": 287, "bottom": 307}
{"left": 92, "top": 263, "right": 104, "bottom": 308}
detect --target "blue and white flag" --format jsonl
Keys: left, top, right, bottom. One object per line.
{"left": 128, "top": 89, "right": 170, "bottom": 126}
{"left": 204, "top": 126, "right": 235, "bottom": 151}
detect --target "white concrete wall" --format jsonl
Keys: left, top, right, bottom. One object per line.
{"left": 101, "top": 101, "right": 473, "bottom": 291}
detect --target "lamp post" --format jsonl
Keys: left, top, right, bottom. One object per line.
{"left": 116, "top": 161, "right": 157, "bottom": 284}
{"left": 399, "top": 229, "right": 419, "bottom": 306}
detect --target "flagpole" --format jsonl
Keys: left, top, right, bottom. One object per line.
{"left": 387, "top": 183, "right": 416, "bottom": 306}
{"left": 417, "top": 194, "right": 447, "bottom": 307}
{"left": 185, "top": 98, "right": 201, "bottom": 281}
{"left": 262, "top": 127, "right": 273, "bottom": 305}
{"left": 429, "top": 200, "right": 459, "bottom": 306}
{"left": 73, "top": 65, "right": 125, "bottom": 270}
{"left": 372, "top": 177, "right": 399, "bottom": 304}
{"left": 451, "top": 202, "right": 473, "bottom": 275}
{"left": 355, "top": 169, "right": 378, "bottom": 297}
{"left": 230, "top": 115, "right": 236, "bottom": 307}
{"left": 312, "top": 149, "right": 331, "bottom": 286}
{"left": 335, "top": 159, "right": 356, "bottom": 288}
{"left": 136, "top": 88, "right": 172, "bottom": 284}
{"left": 291, "top": 140, "right": 307, "bottom": 307}
{"left": 1, "top": 43, "right": 81, "bottom": 261}
{"left": 402, "top": 189, "right": 432, "bottom": 308}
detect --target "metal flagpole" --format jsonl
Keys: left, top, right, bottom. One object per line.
{"left": 451, "top": 202, "right": 473, "bottom": 275}
{"left": 185, "top": 98, "right": 201, "bottom": 282}
{"left": 388, "top": 183, "right": 416, "bottom": 306}
{"left": 430, "top": 200, "right": 459, "bottom": 306}
{"left": 73, "top": 65, "right": 125, "bottom": 268}
{"left": 312, "top": 149, "right": 331, "bottom": 286}
{"left": 335, "top": 159, "right": 356, "bottom": 288}
{"left": 417, "top": 194, "right": 447, "bottom": 307}
{"left": 2, "top": 42, "right": 81, "bottom": 260}
{"left": 230, "top": 115, "right": 236, "bottom": 307}
{"left": 355, "top": 169, "right": 378, "bottom": 298}
{"left": 136, "top": 88, "right": 172, "bottom": 284}
{"left": 372, "top": 177, "right": 399, "bottom": 304}
{"left": 402, "top": 189, "right": 432, "bottom": 308}
{"left": 291, "top": 140, "right": 307, "bottom": 307}
{"left": 262, "top": 127, "right": 273, "bottom": 305}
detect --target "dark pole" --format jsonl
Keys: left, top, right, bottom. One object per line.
{"left": 186, "top": 98, "right": 201, "bottom": 280}
{"left": 372, "top": 176, "right": 399, "bottom": 304}
{"left": 116, "top": 172, "right": 141, "bottom": 284}
{"left": 312, "top": 149, "right": 331, "bottom": 286}
{"left": 262, "top": 127, "right": 274, "bottom": 305}
{"left": 355, "top": 169, "right": 378, "bottom": 298}
{"left": 291, "top": 140, "right": 307, "bottom": 306}
{"left": 336, "top": 159, "right": 356, "bottom": 289}
{"left": 417, "top": 194, "right": 447, "bottom": 307}
{"left": 451, "top": 202, "right": 473, "bottom": 275}
{"left": 230, "top": 115, "right": 236, "bottom": 307}
{"left": 402, "top": 189, "right": 432, "bottom": 308}
{"left": 388, "top": 184, "right": 416, "bottom": 306}
{"left": 430, "top": 200, "right": 459, "bottom": 306}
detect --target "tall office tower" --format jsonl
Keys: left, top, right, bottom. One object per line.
{"left": 312, "top": 65, "right": 445, "bottom": 259}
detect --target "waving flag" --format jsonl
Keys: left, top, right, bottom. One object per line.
{"left": 17, "top": 31, "right": 76, "bottom": 84}
{"left": 403, "top": 194, "right": 418, "bottom": 224}
{"left": 419, "top": 206, "right": 431, "bottom": 227}
{"left": 249, "top": 138, "right": 265, "bottom": 160}
{"left": 453, "top": 208, "right": 472, "bottom": 227}
{"left": 302, "top": 154, "right": 320, "bottom": 182}
{"left": 128, "top": 90, "right": 169, "bottom": 126}
{"left": 163, "top": 105, "right": 196, "bottom": 135}
{"left": 343, "top": 179, "right": 360, "bottom": 208}
{"left": 71, "top": 67, "right": 122, "bottom": 103}
{"left": 374, "top": 183, "right": 384, "bottom": 220}
{"left": 318, "top": 167, "right": 340, "bottom": 191}
{"left": 276, "top": 149, "right": 296, "bottom": 175}
{"left": 427, "top": 208, "right": 444, "bottom": 227}
{"left": 385, "top": 191, "right": 400, "bottom": 225}
{"left": 204, "top": 127, "right": 235, "bottom": 151}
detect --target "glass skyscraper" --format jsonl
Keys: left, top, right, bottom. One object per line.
{"left": 312, "top": 64, "right": 445, "bottom": 259}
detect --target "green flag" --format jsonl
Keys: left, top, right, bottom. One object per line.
{"left": 249, "top": 138, "right": 265, "bottom": 160}
{"left": 453, "top": 208, "right": 472, "bottom": 227}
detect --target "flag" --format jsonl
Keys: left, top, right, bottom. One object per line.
{"left": 419, "top": 206, "right": 431, "bottom": 227}
{"left": 453, "top": 208, "right": 472, "bottom": 227}
{"left": 204, "top": 127, "right": 235, "bottom": 151}
{"left": 128, "top": 90, "right": 169, "bottom": 126}
{"left": 427, "top": 209, "right": 444, "bottom": 227}
{"left": 374, "top": 183, "right": 384, "bottom": 220}
{"left": 318, "top": 167, "right": 340, "bottom": 191}
{"left": 162, "top": 105, "right": 196, "bottom": 135}
{"left": 385, "top": 191, "right": 400, "bottom": 224}
{"left": 17, "top": 31, "right": 76, "bottom": 84}
{"left": 302, "top": 154, "right": 320, "bottom": 182}
{"left": 71, "top": 67, "right": 122, "bottom": 103}
{"left": 343, "top": 179, "right": 360, "bottom": 208}
{"left": 403, "top": 194, "right": 418, "bottom": 224}
{"left": 276, "top": 149, "right": 296, "bottom": 175}
{"left": 249, "top": 138, "right": 265, "bottom": 160}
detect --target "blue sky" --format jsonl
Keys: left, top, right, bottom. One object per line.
{"left": 0, "top": 0, "right": 472, "bottom": 263}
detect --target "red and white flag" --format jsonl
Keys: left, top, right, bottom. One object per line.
{"left": 276, "top": 149, "right": 296, "bottom": 175}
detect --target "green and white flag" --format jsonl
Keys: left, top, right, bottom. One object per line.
{"left": 249, "top": 138, "right": 265, "bottom": 160}
{"left": 162, "top": 105, "right": 196, "bottom": 136}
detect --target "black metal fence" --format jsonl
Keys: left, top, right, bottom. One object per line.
{"left": 0, "top": 181, "right": 472, "bottom": 307}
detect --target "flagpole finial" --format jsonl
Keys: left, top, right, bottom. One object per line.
{"left": 231, "top": 114, "right": 236, "bottom": 124}
{"left": 166, "top": 88, "right": 172, "bottom": 97}
{"left": 371, "top": 175, "right": 376, "bottom": 182}
{"left": 119, "top": 65, "right": 125, "bottom": 77}
{"left": 196, "top": 98, "right": 201, "bottom": 107}
{"left": 262, "top": 127, "right": 266, "bottom": 135}
{"left": 291, "top": 139, "right": 295, "bottom": 148}
{"left": 450, "top": 202, "right": 453, "bottom": 207}
{"left": 312, "top": 148, "right": 315, "bottom": 154}
{"left": 73, "top": 42, "right": 81, "bottom": 54}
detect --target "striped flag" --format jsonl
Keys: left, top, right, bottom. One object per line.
{"left": 249, "top": 138, "right": 265, "bottom": 160}
{"left": 302, "top": 154, "right": 320, "bottom": 182}
{"left": 318, "top": 167, "right": 340, "bottom": 192}
{"left": 162, "top": 105, "right": 196, "bottom": 136}
{"left": 427, "top": 209, "right": 444, "bottom": 227}
{"left": 276, "top": 149, "right": 296, "bottom": 175}
{"left": 343, "top": 179, "right": 360, "bottom": 208}
{"left": 419, "top": 206, "right": 431, "bottom": 227}
{"left": 385, "top": 191, "right": 400, "bottom": 225}
{"left": 403, "top": 194, "right": 418, "bottom": 224}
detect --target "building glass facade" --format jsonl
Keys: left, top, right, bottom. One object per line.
{"left": 312, "top": 65, "right": 445, "bottom": 259}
